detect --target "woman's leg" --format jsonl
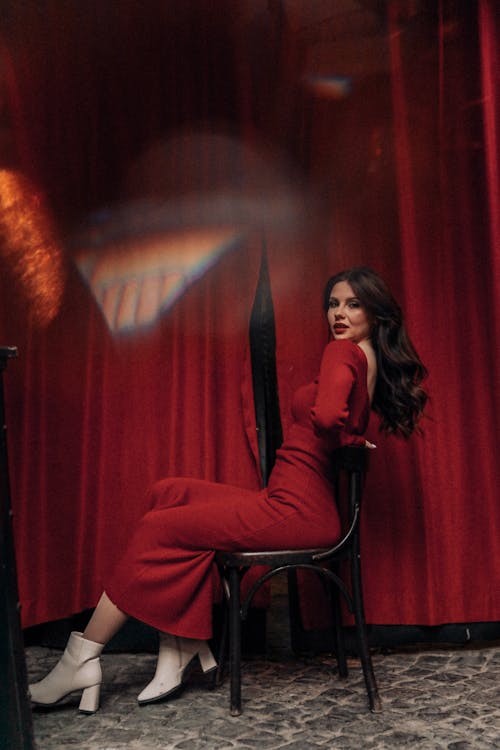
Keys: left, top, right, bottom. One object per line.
{"left": 29, "top": 592, "right": 128, "bottom": 713}
{"left": 82, "top": 592, "right": 129, "bottom": 645}
{"left": 81, "top": 591, "right": 217, "bottom": 708}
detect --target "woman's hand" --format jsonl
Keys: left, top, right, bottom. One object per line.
{"left": 365, "top": 440, "right": 377, "bottom": 449}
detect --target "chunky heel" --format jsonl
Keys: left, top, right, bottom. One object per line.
{"left": 198, "top": 643, "right": 217, "bottom": 674}
{"left": 29, "top": 632, "right": 104, "bottom": 711}
{"left": 79, "top": 683, "right": 101, "bottom": 714}
{"left": 138, "top": 633, "right": 218, "bottom": 704}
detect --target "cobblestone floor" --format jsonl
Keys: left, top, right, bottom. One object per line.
{"left": 26, "top": 640, "right": 500, "bottom": 749}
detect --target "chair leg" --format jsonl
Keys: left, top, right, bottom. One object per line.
{"left": 330, "top": 577, "right": 348, "bottom": 678}
{"left": 214, "top": 602, "right": 228, "bottom": 688}
{"left": 287, "top": 569, "right": 304, "bottom": 655}
{"left": 351, "top": 548, "right": 382, "bottom": 713}
{"left": 228, "top": 566, "right": 242, "bottom": 716}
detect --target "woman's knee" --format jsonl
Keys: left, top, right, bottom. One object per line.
{"left": 148, "top": 477, "right": 187, "bottom": 509}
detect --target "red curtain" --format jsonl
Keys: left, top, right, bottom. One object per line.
{"left": 3, "top": 244, "right": 264, "bottom": 628}
{"left": 1, "top": 1, "right": 282, "bottom": 628}
{"left": 269, "top": 1, "right": 500, "bottom": 626}
{"left": 1, "top": 2, "right": 498, "bottom": 630}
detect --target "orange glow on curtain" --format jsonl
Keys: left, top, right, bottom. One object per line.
{"left": 0, "top": 170, "right": 64, "bottom": 326}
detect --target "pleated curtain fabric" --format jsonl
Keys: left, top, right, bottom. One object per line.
{"left": 0, "top": 1, "right": 498, "bottom": 630}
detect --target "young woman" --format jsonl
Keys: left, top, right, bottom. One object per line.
{"left": 29, "top": 266, "right": 427, "bottom": 713}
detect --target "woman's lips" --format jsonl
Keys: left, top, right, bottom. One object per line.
{"left": 334, "top": 325, "right": 348, "bottom": 332}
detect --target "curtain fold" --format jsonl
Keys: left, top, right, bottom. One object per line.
{"left": 383, "top": 1, "right": 499, "bottom": 624}
{"left": 479, "top": 0, "right": 500, "bottom": 393}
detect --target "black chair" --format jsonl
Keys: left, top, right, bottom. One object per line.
{"left": 215, "top": 446, "right": 381, "bottom": 716}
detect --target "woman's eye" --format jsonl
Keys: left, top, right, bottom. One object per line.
{"left": 348, "top": 301, "right": 361, "bottom": 308}
{"left": 328, "top": 299, "right": 338, "bottom": 308}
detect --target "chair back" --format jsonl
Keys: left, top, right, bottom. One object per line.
{"left": 313, "top": 446, "right": 368, "bottom": 562}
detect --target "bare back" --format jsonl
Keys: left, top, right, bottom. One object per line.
{"left": 358, "top": 340, "right": 377, "bottom": 403}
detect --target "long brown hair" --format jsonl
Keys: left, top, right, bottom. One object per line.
{"left": 323, "top": 266, "right": 428, "bottom": 437}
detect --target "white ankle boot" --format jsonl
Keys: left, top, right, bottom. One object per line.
{"left": 137, "top": 632, "right": 217, "bottom": 705}
{"left": 29, "top": 631, "right": 104, "bottom": 713}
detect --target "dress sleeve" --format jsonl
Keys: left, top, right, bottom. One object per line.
{"left": 310, "top": 341, "right": 364, "bottom": 438}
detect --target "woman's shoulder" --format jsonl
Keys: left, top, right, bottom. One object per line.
{"left": 323, "top": 339, "right": 367, "bottom": 364}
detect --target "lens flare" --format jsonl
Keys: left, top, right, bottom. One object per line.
{"left": 74, "top": 129, "right": 309, "bottom": 335}
{"left": 76, "top": 226, "right": 242, "bottom": 334}
{"left": 0, "top": 170, "right": 65, "bottom": 326}
{"left": 303, "top": 74, "right": 352, "bottom": 99}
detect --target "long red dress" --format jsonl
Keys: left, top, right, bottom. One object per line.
{"left": 105, "top": 340, "right": 369, "bottom": 639}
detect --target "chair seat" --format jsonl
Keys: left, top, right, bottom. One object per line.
{"left": 215, "top": 548, "right": 328, "bottom": 566}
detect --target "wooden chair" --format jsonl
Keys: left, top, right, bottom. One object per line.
{"left": 215, "top": 446, "right": 381, "bottom": 715}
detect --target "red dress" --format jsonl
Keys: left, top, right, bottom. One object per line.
{"left": 105, "top": 340, "right": 369, "bottom": 639}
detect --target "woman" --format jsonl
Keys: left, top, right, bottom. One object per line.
{"left": 29, "top": 266, "right": 427, "bottom": 713}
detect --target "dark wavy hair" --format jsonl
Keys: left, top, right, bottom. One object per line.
{"left": 323, "top": 266, "right": 428, "bottom": 437}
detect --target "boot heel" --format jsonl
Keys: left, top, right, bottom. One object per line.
{"left": 198, "top": 643, "right": 217, "bottom": 674}
{"left": 79, "top": 683, "right": 101, "bottom": 714}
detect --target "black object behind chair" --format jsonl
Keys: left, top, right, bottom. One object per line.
{"left": 0, "top": 346, "right": 35, "bottom": 749}
{"left": 215, "top": 445, "right": 381, "bottom": 716}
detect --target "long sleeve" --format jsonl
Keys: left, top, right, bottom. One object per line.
{"left": 310, "top": 340, "right": 366, "bottom": 440}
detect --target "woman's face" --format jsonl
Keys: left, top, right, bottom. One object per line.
{"left": 327, "top": 281, "right": 373, "bottom": 344}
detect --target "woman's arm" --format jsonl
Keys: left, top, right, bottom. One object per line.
{"left": 310, "top": 341, "right": 374, "bottom": 449}
{"left": 310, "top": 341, "right": 362, "bottom": 435}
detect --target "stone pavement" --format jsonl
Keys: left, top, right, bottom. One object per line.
{"left": 23, "top": 576, "right": 500, "bottom": 750}
{"left": 26, "top": 634, "right": 500, "bottom": 749}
